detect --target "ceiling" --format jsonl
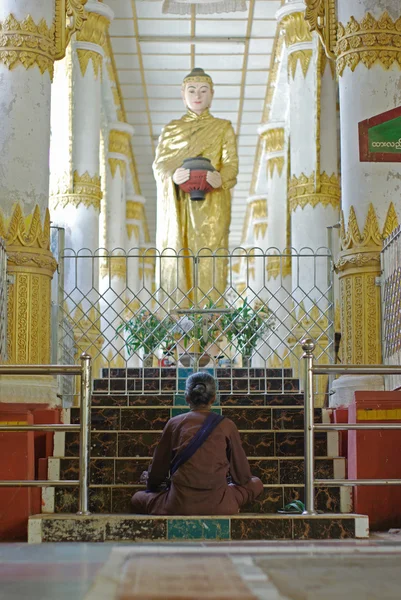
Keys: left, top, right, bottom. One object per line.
{"left": 107, "top": 0, "right": 282, "bottom": 247}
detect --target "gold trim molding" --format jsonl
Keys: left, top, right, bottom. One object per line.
{"left": 0, "top": 204, "right": 50, "bottom": 250}
{"left": 267, "top": 156, "right": 285, "bottom": 178}
{"left": 305, "top": 0, "right": 337, "bottom": 60}
{"left": 55, "top": 0, "right": 88, "bottom": 60}
{"left": 0, "top": 15, "right": 56, "bottom": 78}
{"left": 109, "top": 157, "right": 126, "bottom": 179}
{"left": 75, "top": 12, "right": 111, "bottom": 78}
{"left": 0, "top": 4, "right": 88, "bottom": 79}
{"left": 51, "top": 170, "right": 102, "bottom": 211}
{"left": 126, "top": 200, "right": 145, "bottom": 221}
{"left": 336, "top": 202, "right": 394, "bottom": 364}
{"left": 337, "top": 12, "right": 401, "bottom": 76}
{"left": 100, "top": 256, "right": 127, "bottom": 279}
{"left": 261, "top": 128, "right": 285, "bottom": 153}
{"left": 0, "top": 204, "right": 57, "bottom": 365}
{"left": 251, "top": 198, "right": 267, "bottom": 221}
{"left": 267, "top": 255, "right": 292, "bottom": 281}
{"left": 281, "top": 11, "right": 313, "bottom": 47}
{"left": 288, "top": 49, "right": 313, "bottom": 79}
{"left": 340, "top": 202, "right": 399, "bottom": 252}
{"left": 109, "top": 129, "right": 131, "bottom": 158}
{"left": 76, "top": 48, "right": 102, "bottom": 78}
{"left": 288, "top": 172, "right": 340, "bottom": 211}
{"left": 127, "top": 224, "right": 140, "bottom": 241}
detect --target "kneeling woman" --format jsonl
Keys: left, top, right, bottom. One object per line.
{"left": 131, "top": 372, "right": 263, "bottom": 515}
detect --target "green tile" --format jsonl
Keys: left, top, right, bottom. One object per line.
{"left": 174, "top": 394, "right": 187, "bottom": 406}
{"left": 167, "top": 518, "right": 230, "bottom": 540}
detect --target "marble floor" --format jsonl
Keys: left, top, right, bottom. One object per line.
{"left": 1, "top": 537, "right": 401, "bottom": 600}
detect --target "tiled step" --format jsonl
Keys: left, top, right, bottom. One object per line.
{"left": 28, "top": 513, "right": 369, "bottom": 542}
{"left": 59, "top": 429, "right": 337, "bottom": 458}
{"left": 101, "top": 368, "right": 294, "bottom": 379}
{"left": 50, "top": 456, "right": 346, "bottom": 486}
{"left": 70, "top": 406, "right": 324, "bottom": 431}
{"left": 47, "top": 484, "right": 352, "bottom": 514}
{"left": 44, "top": 482, "right": 351, "bottom": 515}
{"left": 93, "top": 378, "right": 301, "bottom": 393}
{"left": 91, "top": 393, "right": 305, "bottom": 407}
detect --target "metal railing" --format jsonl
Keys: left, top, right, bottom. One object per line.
{"left": 302, "top": 339, "right": 401, "bottom": 515}
{"left": 56, "top": 246, "right": 334, "bottom": 403}
{"left": 0, "top": 353, "right": 92, "bottom": 515}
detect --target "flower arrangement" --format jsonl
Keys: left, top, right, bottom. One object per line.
{"left": 117, "top": 309, "right": 176, "bottom": 358}
{"left": 220, "top": 298, "right": 275, "bottom": 362}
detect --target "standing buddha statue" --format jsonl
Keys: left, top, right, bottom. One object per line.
{"left": 153, "top": 68, "right": 239, "bottom": 305}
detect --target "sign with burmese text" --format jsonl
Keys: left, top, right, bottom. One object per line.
{"left": 359, "top": 106, "right": 401, "bottom": 163}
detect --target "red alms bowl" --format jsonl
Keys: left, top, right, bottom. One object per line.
{"left": 178, "top": 157, "right": 216, "bottom": 201}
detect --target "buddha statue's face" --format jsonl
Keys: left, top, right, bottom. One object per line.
{"left": 182, "top": 81, "right": 213, "bottom": 115}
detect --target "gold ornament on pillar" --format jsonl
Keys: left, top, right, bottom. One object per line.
{"left": 126, "top": 200, "right": 146, "bottom": 242}
{"left": 280, "top": 11, "right": 313, "bottom": 79}
{"left": 288, "top": 172, "right": 341, "bottom": 211}
{"left": 108, "top": 129, "right": 131, "bottom": 178}
{"left": 337, "top": 203, "right": 400, "bottom": 365}
{"left": 336, "top": 12, "right": 401, "bottom": 76}
{"left": 51, "top": 170, "right": 103, "bottom": 211}
{"left": 250, "top": 198, "right": 267, "bottom": 240}
{"left": 0, "top": 15, "right": 56, "bottom": 77}
{"left": 0, "top": 2, "right": 88, "bottom": 79}
{"left": 262, "top": 127, "right": 285, "bottom": 178}
{"left": 75, "top": 11, "right": 111, "bottom": 78}
{"left": 55, "top": 0, "right": 89, "bottom": 60}
{"left": 0, "top": 204, "right": 57, "bottom": 364}
{"left": 304, "top": 0, "right": 337, "bottom": 60}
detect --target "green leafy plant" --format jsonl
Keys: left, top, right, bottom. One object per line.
{"left": 177, "top": 301, "right": 219, "bottom": 354}
{"left": 117, "top": 309, "right": 175, "bottom": 357}
{"left": 220, "top": 298, "right": 275, "bottom": 358}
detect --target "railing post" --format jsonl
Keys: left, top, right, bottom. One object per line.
{"left": 302, "top": 338, "right": 317, "bottom": 515}
{"left": 77, "top": 352, "right": 92, "bottom": 515}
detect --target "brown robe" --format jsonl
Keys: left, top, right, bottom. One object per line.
{"left": 131, "top": 410, "right": 263, "bottom": 516}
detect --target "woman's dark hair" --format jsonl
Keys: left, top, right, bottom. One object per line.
{"left": 185, "top": 372, "right": 216, "bottom": 406}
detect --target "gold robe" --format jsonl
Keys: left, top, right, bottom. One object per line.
{"left": 153, "top": 109, "right": 238, "bottom": 306}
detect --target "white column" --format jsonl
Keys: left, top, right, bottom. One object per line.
{"left": 49, "top": 2, "right": 113, "bottom": 378}
{"left": 258, "top": 123, "right": 292, "bottom": 367}
{"left": 100, "top": 122, "right": 134, "bottom": 367}
{"left": 50, "top": 2, "right": 113, "bottom": 304}
{"left": 277, "top": 1, "right": 340, "bottom": 311}
{"left": 331, "top": 0, "right": 401, "bottom": 405}
{"left": 0, "top": 1, "right": 57, "bottom": 402}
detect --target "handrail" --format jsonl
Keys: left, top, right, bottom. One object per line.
{"left": 301, "top": 338, "right": 401, "bottom": 516}
{"left": 0, "top": 353, "right": 92, "bottom": 515}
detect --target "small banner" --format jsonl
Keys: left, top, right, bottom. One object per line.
{"left": 359, "top": 106, "right": 401, "bottom": 163}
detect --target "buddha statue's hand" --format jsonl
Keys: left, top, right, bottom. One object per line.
{"left": 173, "top": 167, "right": 190, "bottom": 185}
{"left": 206, "top": 170, "right": 222, "bottom": 189}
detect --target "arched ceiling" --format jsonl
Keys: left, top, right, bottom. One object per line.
{"left": 106, "top": 0, "right": 282, "bottom": 247}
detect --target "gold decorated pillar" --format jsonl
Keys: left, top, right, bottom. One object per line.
{"left": 0, "top": 0, "right": 87, "bottom": 403}
{"left": 50, "top": 1, "right": 113, "bottom": 379}
{"left": 319, "top": 0, "right": 401, "bottom": 405}
{"left": 99, "top": 123, "right": 134, "bottom": 368}
{"left": 277, "top": 2, "right": 340, "bottom": 405}
{"left": 277, "top": 2, "right": 340, "bottom": 306}
{"left": 258, "top": 124, "right": 293, "bottom": 368}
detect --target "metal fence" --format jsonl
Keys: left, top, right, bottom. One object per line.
{"left": 0, "top": 237, "right": 7, "bottom": 362}
{"left": 54, "top": 246, "right": 335, "bottom": 404}
{"left": 382, "top": 225, "right": 401, "bottom": 390}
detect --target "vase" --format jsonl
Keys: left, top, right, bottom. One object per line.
{"left": 142, "top": 354, "right": 153, "bottom": 368}
{"left": 179, "top": 157, "right": 216, "bottom": 201}
{"left": 242, "top": 354, "right": 252, "bottom": 369}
